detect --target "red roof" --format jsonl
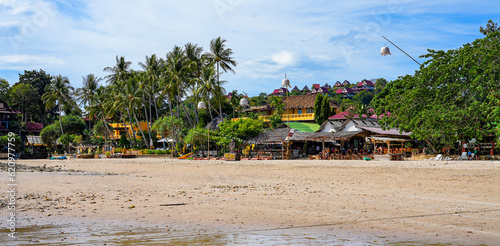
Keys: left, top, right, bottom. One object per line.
{"left": 357, "top": 80, "right": 375, "bottom": 87}
{"left": 313, "top": 84, "right": 320, "bottom": 89}
{"left": 26, "top": 122, "right": 44, "bottom": 132}
{"left": 335, "top": 89, "right": 343, "bottom": 94}
{"left": 272, "top": 89, "right": 281, "bottom": 94}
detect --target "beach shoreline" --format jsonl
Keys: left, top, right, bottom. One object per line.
{"left": 1, "top": 158, "right": 499, "bottom": 244}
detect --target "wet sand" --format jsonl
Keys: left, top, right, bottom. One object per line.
{"left": 1, "top": 158, "right": 499, "bottom": 245}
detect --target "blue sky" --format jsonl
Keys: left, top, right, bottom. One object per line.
{"left": 0, "top": 0, "right": 498, "bottom": 96}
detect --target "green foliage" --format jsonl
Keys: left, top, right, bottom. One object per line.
{"left": 40, "top": 124, "right": 60, "bottom": 148}
{"left": 375, "top": 78, "right": 388, "bottom": 94}
{"left": 60, "top": 115, "right": 87, "bottom": 135}
{"left": 184, "top": 127, "right": 208, "bottom": 147}
{"left": 317, "top": 96, "right": 331, "bottom": 124}
{"left": 119, "top": 134, "right": 130, "bottom": 148}
{"left": 59, "top": 133, "right": 82, "bottom": 150}
{"left": 93, "top": 121, "right": 110, "bottom": 137}
{"left": 0, "top": 78, "right": 10, "bottom": 101}
{"left": 218, "top": 118, "right": 264, "bottom": 141}
{"left": 373, "top": 32, "right": 500, "bottom": 146}
{"left": 16, "top": 69, "right": 53, "bottom": 124}
{"left": 352, "top": 90, "right": 374, "bottom": 106}
{"left": 313, "top": 94, "right": 324, "bottom": 124}
{"left": 0, "top": 134, "right": 22, "bottom": 151}
{"left": 480, "top": 19, "right": 500, "bottom": 35}
{"left": 145, "top": 149, "right": 171, "bottom": 155}
{"left": 152, "top": 116, "right": 183, "bottom": 138}
{"left": 269, "top": 114, "right": 282, "bottom": 129}
{"left": 90, "top": 136, "right": 105, "bottom": 146}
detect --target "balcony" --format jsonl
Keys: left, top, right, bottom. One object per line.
{"left": 231, "top": 113, "right": 315, "bottom": 122}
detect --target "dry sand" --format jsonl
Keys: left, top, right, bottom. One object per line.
{"left": 1, "top": 158, "right": 499, "bottom": 244}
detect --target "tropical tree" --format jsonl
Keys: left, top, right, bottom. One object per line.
{"left": 0, "top": 77, "right": 10, "bottom": 101}
{"left": 103, "top": 56, "right": 132, "bottom": 85}
{"left": 17, "top": 69, "right": 53, "bottom": 125}
{"left": 480, "top": 19, "right": 500, "bottom": 35}
{"left": 195, "top": 65, "right": 223, "bottom": 123}
{"left": 313, "top": 94, "right": 324, "bottom": 124}
{"left": 8, "top": 83, "right": 38, "bottom": 124}
{"left": 269, "top": 96, "right": 284, "bottom": 128}
{"left": 373, "top": 31, "right": 500, "bottom": 152}
{"left": 87, "top": 86, "right": 116, "bottom": 146}
{"left": 205, "top": 37, "right": 237, "bottom": 120}
{"left": 41, "top": 75, "right": 74, "bottom": 135}
{"left": 317, "top": 96, "right": 331, "bottom": 124}
{"left": 76, "top": 74, "right": 101, "bottom": 109}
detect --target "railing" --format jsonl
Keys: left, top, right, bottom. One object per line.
{"left": 232, "top": 113, "right": 315, "bottom": 122}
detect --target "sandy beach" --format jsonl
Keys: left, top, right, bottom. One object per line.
{"left": 1, "top": 158, "right": 499, "bottom": 245}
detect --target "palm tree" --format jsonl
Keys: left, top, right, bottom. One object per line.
{"left": 76, "top": 74, "right": 101, "bottom": 107}
{"left": 163, "top": 46, "right": 194, "bottom": 127}
{"left": 139, "top": 54, "right": 163, "bottom": 121}
{"left": 76, "top": 74, "right": 101, "bottom": 130}
{"left": 104, "top": 56, "right": 132, "bottom": 85}
{"left": 87, "top": 86, "right": 116, "bottom": 146}
{"left": 229, "top": 89, "right": 242, "bottom": 118}
{"left": 205, "top": 37, "right": 237, "bottom": 120}
{"left": 122, "top": 76, "right": 149, "bottom": 146}
{"left": 184, "top": 43, "right": 204, "bottom": 125}
{"left": 195, "top": 65, "right": 223, "bottom": 123}
{"left": 42, "top": 75, "right": 74, "bottom": 135}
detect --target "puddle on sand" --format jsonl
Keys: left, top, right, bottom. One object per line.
{"left": 0, "top": 224, "right": 473, "bottom": 245}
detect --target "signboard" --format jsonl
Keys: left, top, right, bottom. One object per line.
{"left": 224, "top": 153, "right": 241, "bottom": 161}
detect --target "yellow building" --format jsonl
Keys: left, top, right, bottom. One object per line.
{"left": 109, "top": 122, "right": 158, "bottom": 140}
{"left": 238, "top": 94, "right": 339, "bottom": 122}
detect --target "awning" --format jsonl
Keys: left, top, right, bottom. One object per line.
{"left": 305, "top": 130, "right": 362, "bottom": 141}
{"left": 368, "top": 136, "right": 410, "bottom": 142}
{"left": 359, "top": 126, "right": 411, "bottom": 136}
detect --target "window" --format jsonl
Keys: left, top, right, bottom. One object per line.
{"left": 298, "top": 109, "right": 302, "bottom": 114}
{"left": 306, "top": 108, "right": 314, "bottom": 113}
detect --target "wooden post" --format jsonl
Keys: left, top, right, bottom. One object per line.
{"left": 322, "top": 139, "right": 325, "bottom": 159}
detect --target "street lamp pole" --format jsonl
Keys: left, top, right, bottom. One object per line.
{"left": 282, "top": 74, "right": 291, "bottom": 160}
{"left": 197, "top": 100, "right": 209, "bottom": 158}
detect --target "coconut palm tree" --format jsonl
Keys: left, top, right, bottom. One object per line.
{"left": 76, "top": 74, "right": 100, "bottom": 107}
{"left": 41, "top": 75, "right": 74, "bottom": 135}
{"left": 195, "top": 65, "right": 224, "bottom": 123}
{"left": 87, "top": 86, "right": 116, "bottom": 146}
{"left": 163, "top": 46, "right": 194, "bottom": 127}
{"left": 122, "top": 76, "right": 149, "bottom": 146}
{"left": 205, "top": 37, "right": 237, "bottom": 119}
{"left": 184, "top": 43, "right": 204, "bottom": 125}
{"left": 103, "top": 56, "right": 132, "bottom": 85}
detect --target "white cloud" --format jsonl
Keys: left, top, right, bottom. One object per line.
{"left": 0, "top": 55, "right": 64, "bottom": 70}
{"left": 0, "top": 0, "right": 498, "bottom": 94}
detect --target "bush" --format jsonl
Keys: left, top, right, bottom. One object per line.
{"left": 119, "top": 134, "right": 130, "bottom": 148}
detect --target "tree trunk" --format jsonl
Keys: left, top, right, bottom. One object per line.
{"left": 179, "top": 94, "right": 193, "bottom": 128}
{"left": 121, "top": 112, "right": 133, "bottom": 148}
{"left": 426, "top": 139, "right": 437, "bottom": 154}
{"left": 217, "top": 62, "right": 223, "bottom": 123}
{"left": 133, "top": 110, "right": 148, "bottom": 147}
{"left": 101, "top": 110, "right": 116, "bottom": 147}
{"left": 126, "top": 108, "right": 137, "bottom": 146}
